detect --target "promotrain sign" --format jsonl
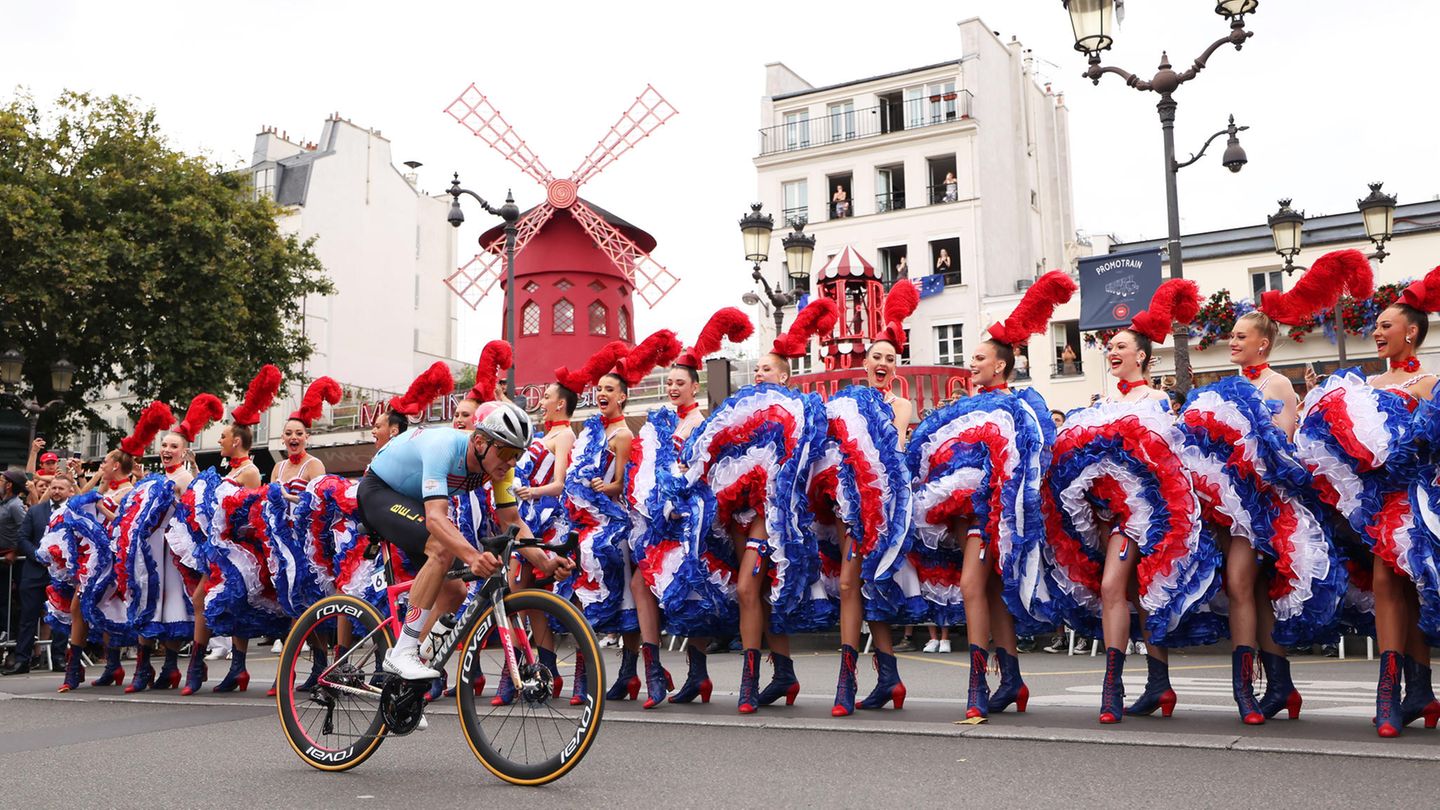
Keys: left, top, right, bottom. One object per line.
{"left": 1077, "top": 248, "right": 1164, "bottom": 331}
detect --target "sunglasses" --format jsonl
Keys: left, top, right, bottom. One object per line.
{"left": 491, "top": 444, "right": 524, "bottom": 463}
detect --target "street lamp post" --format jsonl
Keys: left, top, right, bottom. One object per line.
{"left": 1062, "top": 0, "right": 1259, "bottom": 394}
{"left": 447, "top": 173, "right": 521, "bottom": 393}
{"left": 0, "top": 349, "right": 75, "bottom": 447}
{"left": 1267, "top": 184, "right": 1398, "bottom": 366}
{"left": 740, "top": 203, "right": 815, "bottom": 336}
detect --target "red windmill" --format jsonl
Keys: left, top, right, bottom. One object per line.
{"left": 443, "top": 85, "right": 681, "bottom": 389}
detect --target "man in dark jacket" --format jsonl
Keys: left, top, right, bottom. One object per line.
{"left": 3, "top": 473, "right": 69, "bottom": 675}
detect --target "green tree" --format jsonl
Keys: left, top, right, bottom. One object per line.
{"left": 0, "top": 91, "right": 334, "bottom": 443}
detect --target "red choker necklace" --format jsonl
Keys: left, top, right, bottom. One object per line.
{"left": 1241, "top": 363, "right": 1270, "bottom": 381}
{"left": 164, "top": 463, "right": 182, "bottom": 475}
{"left": 544, "top": 420, "right": 571, "bottom": 432}
{"left": 602, "top": 415, "right": 626, "bottom": 428}
{"left": 228, "top": 456, "right": 251, "bottom": 468}
{"left": 976, "top": 383, "right": 1008, "bottom": 394}
{"left": 287, "top": 452, "right": 306, "bottom": 465}
{"left": 1391, "top": 356, "right": 1421, "bottom": 372}
{"left": 1116, "top": 378, "right": 1149, "bottom": 396}
{"left": 676, "top": 402, "right": 699, "bottom": 419}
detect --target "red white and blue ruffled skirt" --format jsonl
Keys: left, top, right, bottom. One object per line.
{"left": 263, "top": 480, "right": 337, "bottom": 618}
{"left": 806, "top": 387, "right": 925, "bottom": 625}
{"left": 1392, "top": 398, "right": 1440, "bottom": 644}
{"left": 118, "top": 475, "right": 193, "bottom": 641}
{"left": 906, "top": 388, "right": 1056, "bottom": 635}
{"left": 40, "top": 490, "right": 107, "bottom": 639}
{"left": 684, "top": 383, "right": 832, "bottom": 634}
{"left": 563, "top": 415, "right": 637, "bottom": 634}
{"left": 1044, "top": 399, "right": 1223, "bottom": 647}
{"left": 629, "top": 406, "right": 738, "bottom": 637}
{"left": 1179, "top": 377, "right": 1346, "bottom": 646}
{"left": 196, "top": 477, "right": 289, "bottom": 639}
{"left": 1296, "top": 370, "right": 1436, "bottom": 639}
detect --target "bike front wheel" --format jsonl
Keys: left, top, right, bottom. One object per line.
{"left": 456, "top": 589, "right": 605, "bottom": 786}
{"left": 276, "top": 594, "right": 392, "bottom": 772}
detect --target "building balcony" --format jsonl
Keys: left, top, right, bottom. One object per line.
{"left": 758, "top": 91, "right": 974, "bottom": 157}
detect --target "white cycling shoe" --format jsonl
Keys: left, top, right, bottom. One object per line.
{"left": 384, "top": 646, "right": 440, "bottom": 681}
{"left": 416, "top": 713, "right": 429, "bottom": 732}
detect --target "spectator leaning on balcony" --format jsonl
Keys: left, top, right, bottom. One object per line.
{"left": 832, "top": 184, "right": 850, "bottom": 218}
{"left": 1061, "top": 344, "right": 1078, "bottom": 375}
{"left": 895, "top": 256, "right": 909, "bottom": 280}
{"left": 935, "top": 249, "right": 953, "bottom": 276}
{"left": 943, "top": 171, "right": 958, "bottom": 203}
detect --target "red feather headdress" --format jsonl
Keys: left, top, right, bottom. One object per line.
{"left": 988, "top": 270, "right": 1078, "bottom": 346}
{"left": 616, "top": 330, "right": 683, "bottom": 387}
{"left": 772, "top": 298, "right": 839, "bottom": 358}
{"left": 676, "top": 308, "right": 753, "bottom": 370}
{"left": 1400, "top": 265, "right": 1440, "bottom": 314}
{"left": 1130, "top": 279, "right": 1201, "bottom": 345}
{"left": 1259, "top": 249, "right": 1374, "bottom": 325}
{"left": 467, "top": 340, "right": 513, "bottom": 404}
{"left": 874, "top": 280, "right": 920, "bottom": 354}
{"left": 231, "top": 364, "right": 283, "bottom": 426}
{"left": 120, "top": 401, "right": 176, "bottom": 457}
{"left": 555, "top": 341, "right": 631, "bottom": 394}
{"left": 175, "top": 393, "right": 224, "bottom": 443}
{"left": 390, "top": 362, "right": 454, "bottom": 417}
{"left": 289, "top": 376, "right": 342, "bottom": 428}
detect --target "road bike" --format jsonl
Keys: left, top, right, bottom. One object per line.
{"left": 275, "top": 528, "right": 604, "bottom": 786}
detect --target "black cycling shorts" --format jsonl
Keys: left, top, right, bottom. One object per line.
{"left": 356, "top": 472, "right": 431, "bottom": 564}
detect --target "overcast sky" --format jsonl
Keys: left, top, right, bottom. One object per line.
{"left": 7, "top": 0, "right": 1439, "bottom": 363}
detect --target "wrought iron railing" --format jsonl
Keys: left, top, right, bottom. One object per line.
{"left": 759, "top": 91, "right": 973, "bottom": 157}
{"left": 875, "top": 191, "right": 906, "bottom": 214}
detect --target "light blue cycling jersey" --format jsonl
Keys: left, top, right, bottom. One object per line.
{"left": 367, "top": 426, "right": 502, "bottom": 502}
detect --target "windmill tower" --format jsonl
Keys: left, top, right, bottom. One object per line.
{"left": 443, "top": 85, "right": 680, "bottom": 388}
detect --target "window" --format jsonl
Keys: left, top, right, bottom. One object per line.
{"left": 876, "top": 164, "right": 906, "bottom": 213}
{"left": 86, "top": 429, "right": 106, "bottom": 459}
{"left": 904, "top": 86, "right": 925, "bottom": 129}
{"left": 553, "top": 299, "right": 574, "bottom": 334}
{"left": 926, "top": 81, "right": 959, "bottom": 123}
{"left": 878, "top": 91, "right": 904, "bottom": 134}
{"left": 927, "top": 155, "right": 959, "bottom": 204}
{"left": 877, "top": 245, "right": 909, "bottom": 287}
{"left": 1251, "top": 269, "right": 1283, "bottom": 304}
{"left": 935, "top": 324, "right": 964, "bottom": 366}
{"left": 783, "top": 109, "right": 810, "bottom": 151}
{"left": 792, "top": 350, "right": 814, "bottom": 376}
{"left": 618, "top": 306, "right": 631, "bottom": 341}
{"left": 827, "top": 172, "right": 853, "bottom": 219}
{"left": 827, "top": 100, "right": 856, "bottom": 142}
{"left": 588, "top": 300, "right": 608, "bottom": 335}
{"left": 1053, "top": 320, "right": 1083, "bottom": 377}
{"left": 253, "top": 166, "right": 275, "bottom": 200}
{"left": 522, "top": 301, "right": 541, "bottom": 336}
{"left": 782, "top": 179, "right": 808, "bottom": 227}
{"left": 555, "top": 279, "right": 572, "bottom": 291}
{"left": 899, "top": 328, "right": 912, "bottom": 363}
{"left": 589, "top": 280, "right": 605, "bottom": 292}
{"left": 929, "top": 237, "right": 962, "bottom": 285}
{"left": 523, "top": 281, "right": 540, "bottom": 293}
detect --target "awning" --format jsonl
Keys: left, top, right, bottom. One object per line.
{"left": 819, "top": 246, "right": 876, "bottom": 280}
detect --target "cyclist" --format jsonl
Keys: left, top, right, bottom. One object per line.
{"left": 358, "top": 400, "right": 573, "bottom": 680}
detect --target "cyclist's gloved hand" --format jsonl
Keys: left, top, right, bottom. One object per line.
{"left": 469, "top": 551, "right": 502, "bottom": 579}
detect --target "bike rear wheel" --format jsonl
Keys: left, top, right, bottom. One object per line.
{"left": 456, "top": 590, "right": 605, "bottom": 786}
{"left": 276, "top": 595, "right": 392, "bottom": 771}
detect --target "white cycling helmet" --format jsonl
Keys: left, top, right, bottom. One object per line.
{"left": 472, "top": 400, "right": 532, "bottom": 450}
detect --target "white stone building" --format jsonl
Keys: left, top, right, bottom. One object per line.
{"left": 752, "top": 19, "right": 1076, "bottom": 389}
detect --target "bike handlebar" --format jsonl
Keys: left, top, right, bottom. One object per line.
{"left": 444, "top": 527, "right": 579, "bottom": 582}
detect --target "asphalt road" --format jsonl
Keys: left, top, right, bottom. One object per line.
{"left": 3, "top": 638, "right": 1436, "bottom": 808}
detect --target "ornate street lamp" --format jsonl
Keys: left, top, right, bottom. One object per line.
{"left": 0, "top": 348, "right": 76, "bottom": 446}
{"left": 447, "top": 173, "right": 521, "bottom": 392}
{"left": 1267, "top": 199, "right": 1305, "bottom": 274}
{"left": 1060, "top": 0, "right": 1259, "bottom": 395}
{"left": 741, "top": 203, "right": 800, "bottom": 335}
{"left": 782, "top": 223, "right": 816, "bottom": 284}
{"left": 1357, "top": 182, "right": 1398, "bottom": 263}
